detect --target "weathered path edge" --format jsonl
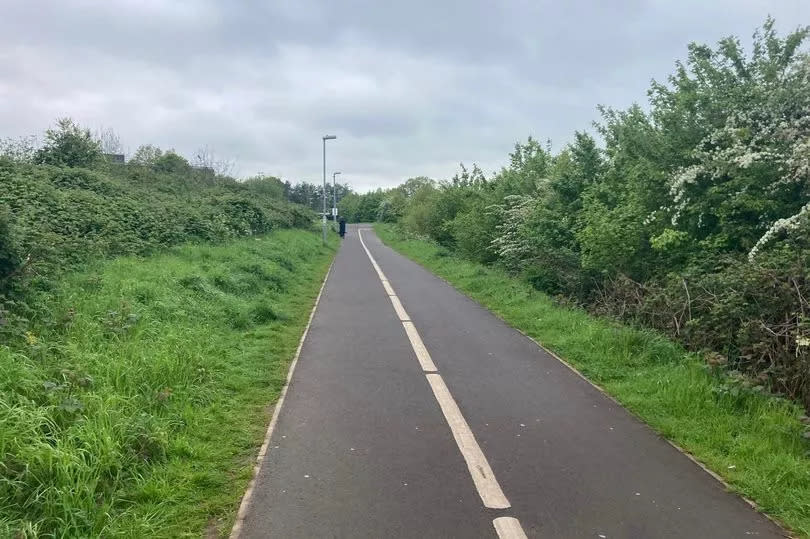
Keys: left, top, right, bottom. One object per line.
{"left": 229, "top": 262, "right": 334, "bottom": 538}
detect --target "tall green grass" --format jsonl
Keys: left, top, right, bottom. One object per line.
{"left": 375, "top": 223, "right": 810, "bottom": 537}
{"left": 0, "top": 230, "right": 336, "bottom": 537}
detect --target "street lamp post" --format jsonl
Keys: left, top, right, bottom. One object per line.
{"left": 332, "top": 171, "right": 341, "bottom": 230}
{"left": 322, "top": 135, "right": 336, "bottom": 245}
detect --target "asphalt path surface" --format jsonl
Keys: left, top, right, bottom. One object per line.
{"left": 237, "top": 224, "right": 785, "bottom": 538}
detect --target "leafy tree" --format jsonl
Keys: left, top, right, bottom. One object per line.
{"left": 354, "top": 190, "right": 385, "bottom": 222}
{"left": 338, "top": 192, "right": 363, "bottom": 222}
{"left": 287, "top": 181, "right": 318, "bottom": 209}
{"left": 153, "top": 151, "right": 191, "bottom": 174}
{"left": 34, "top": 118, "right": 102, "bottom": 168}
{"left": 243, "top": 175, "right": 285, "bottom": 199}
{"left": 398, "top": 176, "right": 434, "bottom": 197}
{"left": 130, "top": 144, "right": 164, "bottom": 166}
{"left": 653, "top": 18, "right": 810, "bottom": 257}
{"left": 286, "top": 181, "right": 352, "bottom": 213}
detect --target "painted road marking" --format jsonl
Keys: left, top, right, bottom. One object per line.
{"left": 358, "top": 232, "right": 388, "bottom": 281}
{"left": 358, "top": 229, "right": 514, "bottom": 513}
{"left": 389, "top": 295, "right": 410, "bottom": 321}
{"left": 381, "top": 279, "right": 396, "bottom": 296}
{"left": 493, "top": 517, "right": 529, "bottom": 539}
{"left": 426, "top": 373, "right": 511, "bottom": 509}
{"left": 402, "top": 321, "right": 438, "bottom": 372}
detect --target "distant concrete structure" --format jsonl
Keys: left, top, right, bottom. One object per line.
{"left": 192, "top": 165, "right": 215, "bottom": 175}
{"left": 105, "top": 153, "right": 125, "bottom": 164}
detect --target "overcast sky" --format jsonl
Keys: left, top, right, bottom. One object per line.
{"left": 1, "top": 1, "right": 807, "bottom": 191}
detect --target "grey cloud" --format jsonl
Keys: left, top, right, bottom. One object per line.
{"left": 1, "top": 1, "right": 808, "bottom": 192}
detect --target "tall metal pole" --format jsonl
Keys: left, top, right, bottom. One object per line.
{"left": 321, "top": 135, "right": 336, "bottom": 245}
{"left": 322, "top": 138, "right": 326, "bottom": 245}
{"left": 332, "top": 171, "right": 341, "bottom": 230}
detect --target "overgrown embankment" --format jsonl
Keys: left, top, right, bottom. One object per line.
{"left": 0, "top": 231, "right": 336, "bottom": 537}
{"left": 0, "top": 120, "right": 336, "bottom": 536}
{"left": 0, "top": 155, "right": 310, "bottom": 297}
{"left": 376, "top": 223, "right": 810, "bottom": 536}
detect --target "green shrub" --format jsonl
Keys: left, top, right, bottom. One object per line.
{"left": 0, "top": 207, "right": 19, "bottom": 282}
{"left": 152, "top": 151, "right": 191, "bottom": 175}
{"left": 34, "top": 118, "right": 102, "bottom": 168}
{"left": 376, "top": 19, "right": 810, "bottom": 409}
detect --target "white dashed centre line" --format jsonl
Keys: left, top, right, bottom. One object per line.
{"left": 425, "top": 373, "right": 510, "bottom": 509}
{"left": 381, "top": 279, "right": 396, "bottom": 296}
{"left": 358, "top": 229, "right": 524, "bottom": 527}
{"left": 493, "top": 517, "right": 529, "bottom": 539}
{"left": 401, "top": 321, "right": 438, "bottom": 373}
{"left": 389, "top": 295, "right": 411, "bottom": 321}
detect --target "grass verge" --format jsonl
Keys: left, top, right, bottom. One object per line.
{"left": 375, "top": 223, "right": 810, "bottom": 537}
{"left": 0, "top": 229, "right": 337, "bottom": 537}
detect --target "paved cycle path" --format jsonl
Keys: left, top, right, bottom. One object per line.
{"left": 237, "top": 224, "right": 784, "bottom": 538}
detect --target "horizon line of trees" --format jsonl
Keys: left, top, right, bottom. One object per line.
{"left": 0, "top": 118, "right": 366, "bottom": 215}
{"left": 0, "top": 118, "right": 239, "bottom": 175}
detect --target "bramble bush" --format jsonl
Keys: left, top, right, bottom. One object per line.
{"left": 0, "top": 163, "right": 311, "bottom": 284}
{"left": 0, "top": 123, "right": 314, "bottom": 337}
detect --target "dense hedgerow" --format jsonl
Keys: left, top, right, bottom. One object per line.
{"left": 0, "top": 155, "right": 312, "bottom": 298}
{"left": 348, "top": 20, "right": 810, "bottom": 408}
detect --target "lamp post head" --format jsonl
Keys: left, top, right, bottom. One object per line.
{"left": 333, "top": 171, "right": 341, "bottom": 177}
{"left": 323, "top": 135, "right": 337, "bottom": 140}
